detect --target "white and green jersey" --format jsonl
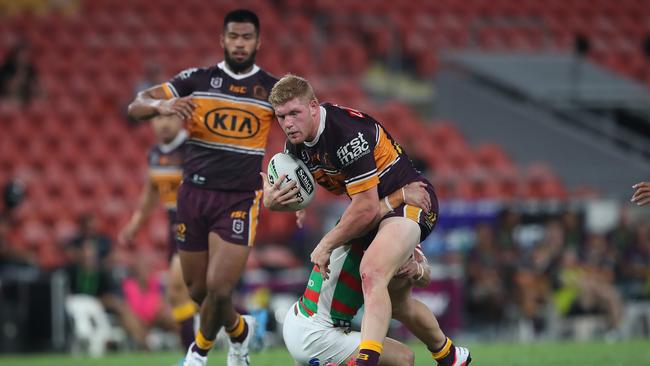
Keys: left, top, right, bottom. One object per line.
{"left": 296, "top": 244, "right": 365, "bottom": 327}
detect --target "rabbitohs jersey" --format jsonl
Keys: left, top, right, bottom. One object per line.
{"left": 296, "top": 244, "right": 364, "bottom": 326}
{"left": 296, "top": 239, "right": 427, "bottom": 327}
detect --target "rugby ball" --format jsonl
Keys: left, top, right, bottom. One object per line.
{"left": 267, "top": 152, "right": 316, "bottom": 210}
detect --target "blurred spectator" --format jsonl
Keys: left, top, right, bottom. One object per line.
{"left": 0, "top": 42, "right": 38, "bottom": 106}
{"left": 514, "top": 244, "right": 551, "bottom": 333}
{"left": 3, "top": 179, "right": 26, "bottom": 214}
{"left": 465, "top": 223, "right": 507, "bottom": 324}
{"left": 495, "top": 208, "right": 521, "bottom": 249}
{"left": 512, "top": 221, "right": 564, "bottom": 333}
{"left": 66, "top": 214, "right": 113, "bottom": 266}
{"left": 133, "top": 63, "right": 164, "bottom": 95}
{"left": 495, "top": 208, "right": 521, "bottom": 295}
{"left": 617, "top": 223, "right": 650, "bottom": 299}
{"left": 608, "top": 206, "right": 635, "bottom": 252}
{"left": 561, "top": 210, "right": 583, "bottom": 249}
{"left": 0, "top": 214, "right": 36, "bottom": 274}
{"left": 65, "top": 240, "right": 148, "bottom": 347}
{"left": 555, "top": 247, "right": 623, "bottom": 334}
{"left": 121, "top": 249, "right": 177, "bottom": 340}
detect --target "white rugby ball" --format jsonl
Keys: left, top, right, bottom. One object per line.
{"left": 267, "top": 152, "right": 316, "bottom": 211}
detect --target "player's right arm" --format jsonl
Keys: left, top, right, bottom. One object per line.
{"left": 377, "top": 181, "right": 431, "bottom": 219}
{"left": 260, "top": 173, "right": 300, "bottom": 211}
{"left": 118, "top": 177, "right": 159, "bottom": 245}
{"left": 395, "top": 246, "right": 431, "bottom": 287}
{"left": 631, "top": 181, "right": 650, "bottom": 206}
{"left": 127, "top": 85, "right": 196, "bottom": 121}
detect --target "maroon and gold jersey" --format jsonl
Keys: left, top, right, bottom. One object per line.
{"left": 286, "top": 103, "right": 422, "bottom": 198}
{"left": 162, "top": 62, "right": 278, "bottom": 191}
{"left": 147, "top": 130, "right": 187, "bottom": 211}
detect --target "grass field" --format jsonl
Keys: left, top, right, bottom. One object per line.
{"left": 0, "top": 340, "right": 648, "bottom": 366}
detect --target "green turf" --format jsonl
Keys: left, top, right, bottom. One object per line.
{"left": 0, "top": 340, "right": 648, "bottom": 366}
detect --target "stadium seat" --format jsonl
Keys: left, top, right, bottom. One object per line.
{"left": 66, "top": 295, "right": 126, "bottom": 357}
{"left": 1, "top": 0, "right": 597, "bottom": 262}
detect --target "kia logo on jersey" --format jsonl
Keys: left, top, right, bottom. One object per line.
{"left": 204, "top": 107, "right": 260, "bottom": 139}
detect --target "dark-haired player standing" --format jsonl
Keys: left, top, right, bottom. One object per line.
{"left": 128, "top": 9, "right": 277, "bottom": 366}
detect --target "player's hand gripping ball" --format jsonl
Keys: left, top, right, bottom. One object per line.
{"left": 267, "top": 153, "right": 316, "bottom": 210}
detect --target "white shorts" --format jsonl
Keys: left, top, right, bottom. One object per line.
{"left": 283, "top": 302, "right": 361, "bottom": 366}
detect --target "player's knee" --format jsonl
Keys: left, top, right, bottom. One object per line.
{"left": 360, "top": 265, "right": 390, "bottom": 292}
{"left": 186, "top": 282, "right": 206, "bottom": 304}
{"left": 204, "top": 277, "right": 234, "bottom": 304}
{"left": 204, "top": 287, "right": 232, "bottom": 308}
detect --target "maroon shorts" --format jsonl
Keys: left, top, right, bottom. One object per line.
{"left": 355, "top": 179, "right": 438, "bottom": 248}
{"left": 175, "top": 183, "right": 263, "bottom": 251}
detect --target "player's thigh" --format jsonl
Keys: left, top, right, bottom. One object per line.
{"left": 361, "top": 217, "right": 421, "bottom": 280}
{"left": 205, "top": 232, "right": 250, "bottom": 292}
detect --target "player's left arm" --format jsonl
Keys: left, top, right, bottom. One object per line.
{"left": 311, "top": 186, "right": 380, "bottom": 279}
{"left": 375, "top": 181, "right": 431, "bottom": 224}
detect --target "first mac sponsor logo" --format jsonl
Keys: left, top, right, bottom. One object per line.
{"left": 204, "top": 107, "right": 260, "bottom": 139}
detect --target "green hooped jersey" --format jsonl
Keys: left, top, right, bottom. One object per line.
{"left": 297, "top": 244, "right": 365, "bottom": 326}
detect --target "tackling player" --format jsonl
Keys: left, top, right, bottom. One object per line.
{"left": 275, "top": 182, "right": 457, "bottom": 366}
{"left": 127, "top": 9, "right": 278, "bottom": 366}
{"left": 118, "top": 114, "right": 196, "bottom": 357}
{"left": 265, "top": 75, "right": 471, "bottom": 366}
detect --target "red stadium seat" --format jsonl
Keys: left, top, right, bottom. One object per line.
{"left": 2, "top": 0, "right": 603, "bottom": 250}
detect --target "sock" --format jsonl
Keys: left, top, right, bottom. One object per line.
{"left": 191, "top": 330, "right": 214, "bottom": 357}
{"left": 179, "top": 316, "right": 195, "bottom": 349}
{"left": 356, "top": 339, "right": 383, "bottom": 366}
{"left": 172, "top": 301, "right": 198, "bottom": 349}
{"left": 431, "top": 337, "right": 456, "bottom": 366}
{"left": 226, "top": 314, "right": 249, "bottom": 344}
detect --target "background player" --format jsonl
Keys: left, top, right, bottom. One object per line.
{"left": 127, "top": 9, "right": 278, "bottom": 366}
{"left": 266, "top": 75, "right": 471, "bottom": 366}
{"left": 118, "top": 114, "right": 197, "bottom": 357}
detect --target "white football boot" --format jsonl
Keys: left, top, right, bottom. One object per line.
{"left": 227, "top": 315, "right": 256, "bottom": 366}
{"left": 182, "top": 342, "right": 207, "bottom": 366}
{"left": 451, "top": 346, "right": 472, "bottom": 366}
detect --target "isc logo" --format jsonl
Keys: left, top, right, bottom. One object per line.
{"left": 204, "top": 107, "right": 260, "bottom": 139}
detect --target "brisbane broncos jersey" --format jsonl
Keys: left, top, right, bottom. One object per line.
{"left": 162, "top": 62, "right": 278, "bottom": 191}
{"left": 286, "top": 103, "right": 421, "bottom": 198}
{"left": 147, "top": 130, "right": 187, "bottom": 212}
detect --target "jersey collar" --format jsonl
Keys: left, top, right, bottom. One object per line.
{"left": 304, "top": 106, "right": 326, "bottom": 147}
{"left": 159, "top": 129, "right": 188, "bottom": 154}
{"left": 218, "top": 61, "right": 260, "bottom": 80}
